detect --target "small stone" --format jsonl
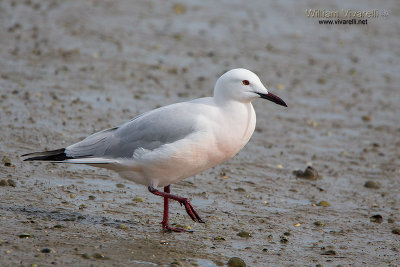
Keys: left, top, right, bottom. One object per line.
{"left": 88, "top": 195, "right": 96, "bottom": 200}
{"left": 392, "top": 229, "right": 400, "bottom": 235}
{"left": 53, "top": 224, "right": 65, "bottom": 229}
{"left": 92, "top": 253, "right": 108, "bottom": 259}
{"left": 70, "top": 193, "right": 76, "bottom": 199}
{"left": 19, "top": 233, "right": 32, "bottom": 239}
{"left": 293, "top": 166, "right": 319, "bottom": 180}
{"left": 133, "top": 197, "right": 143, "bottom": 202}
{"left": 116, "top": 183, "right": 125, "bottom": 188}
{"left": 6, "top": 179, "right": 16, "bottom": 187}
{"left": 314, "top": 221, "right": 326, "bottom": 227}
{"left": 317, "top": 201, "right": 330, "bottom": 207}
{"left": 317, "top": 77, "right": 326, "bottom": 84}
{"left": 214, "top": 236, "right": 226, "bottom": 241}
{"left": 173, "top": 3, "right": 186, "bottom": 14}
{"left": 280, "top": 236, "right": 289, "bottom": 243}
{"left": 388, "top": 218, "right": 394, "bottom": 223}
{"left": 227, "top": 257, "right": 246, "bottom": 267}
{"left": 321, "top": 250, "right": 336, "bottom": 255}
{"left": 370, "top": 215, "right": 383, "bottom": 223}
{"left": 2, "top": 156, "right": 12, "bottom": 166}
{"left": 362, "top": 115, "right": 371, "bottom": 122}
{"left": 237, "top": 230, "right": 251, "bottom": 238}
{"left": 170, "top": 260, "right": 183, "bottom": 266}
{"left": 234, "top": 187, "right": 246, "bottom": 192}
{"left": 40, "top": 248, "right": 53, "bottom": 253}
{"left": 81, "top": 253, "right": 90, "bottom": 259}
{"left": 364, "top": 181, "right": 381, "bottom": 189}
{"left": 118, "top": 224, "right": 128, "bottom": 230}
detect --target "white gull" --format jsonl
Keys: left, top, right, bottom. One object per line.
{"left": 22, "top": 68, "right": 287, "bottom": 232}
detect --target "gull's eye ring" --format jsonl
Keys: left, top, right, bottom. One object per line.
{"left": 242, "top": 80, "right": 250, "bottom": 85}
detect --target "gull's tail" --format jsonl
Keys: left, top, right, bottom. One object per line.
{"left": 21, "top": 149, "right": 119, "bottom": 164}
{"left": 21, "top": 148, "right": 70, "bottom": 161}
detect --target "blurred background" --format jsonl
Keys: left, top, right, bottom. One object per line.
{"left": 0, "top": 0, "right": 399, "bottom": 266}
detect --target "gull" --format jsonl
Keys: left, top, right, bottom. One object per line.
{"left": 22, "top": 68, "right": 287, "bottom": 232}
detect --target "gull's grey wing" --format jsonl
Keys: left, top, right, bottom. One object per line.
{"left": 65, "top": 103, "right": 197, "bottom": 159}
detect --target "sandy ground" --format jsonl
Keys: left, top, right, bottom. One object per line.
{"left": 1, "top": 0, "right": 400, "bottom": 266}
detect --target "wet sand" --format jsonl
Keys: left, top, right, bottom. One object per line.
{"left": 1, "top": 0, "right": 399, "bottom": 266}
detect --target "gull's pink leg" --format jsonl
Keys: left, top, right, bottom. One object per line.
{"left": 148, "top": 185, "right": 204, "bottom": 232}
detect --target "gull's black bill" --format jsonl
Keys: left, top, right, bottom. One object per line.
{"left": 257, "top": 92, "right": 287, "bottom": 107}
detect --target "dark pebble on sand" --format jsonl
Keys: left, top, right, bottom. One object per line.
{"left": 116, "top": 183, "right": 125, "bottom": 188}
{"left": 234, "top": 187, "right": 246, "bottom": 192}
{"left": 392, "top": 229, "right": 400, "bottom": 235}
{"left": 370, "top": 215, "right": 383, "bottom": 223}
{"left": 227, "top": 257, "right": 246, "bottom": 267}
{"left": 321, "top": 250, "right": 336, "bottom": 255}
{"left": 237, "top": 231, "right": 251, "bottom": 238}
{"left": 364, "top": 181, "right": 381, "bottom": 189}
{"left": 92, "top": 252, "right": 109, "bottom": 259}
{"left": 280, "top": 236, "right": 289, "bottom": 243}
{"left": 0, "top": 179, "right": 17, "bottom": 187}
{"left": 19, "top": 233, "right": 32, "bottom": 239}
{"left": 314, "top": 221, "right": 326, "bottom": 227}
{"left": 2, "top": 156, "right": 12, "bottom": 166}
{"left": 293, "top": 166, "right": 319, "bottom": 180}
{"left": 81, "top": 253, "right": 90, "bottom": 259}
{"left": 41, "top": 248, "right": 52, "bottom": 253}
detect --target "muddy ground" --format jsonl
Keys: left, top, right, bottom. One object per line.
{"left": 0, "top": 0, "right": 399, "bottom": 266}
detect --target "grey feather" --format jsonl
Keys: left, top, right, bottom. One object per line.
{"left": 65, "top": 103, "right": 198, "bottom": 159}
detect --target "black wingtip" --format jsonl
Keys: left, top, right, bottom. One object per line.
{"left": 21, "top": 148, "right": 70, "bottom": 161}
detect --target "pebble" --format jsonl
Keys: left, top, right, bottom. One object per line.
{"left": 237, "top": 231, "right": 251, "bottom": 238}
{"left": 92, "top": 253, "right": 109, "bottom": 259}
{"left": 173, "top": 3, "right": 186, "bottom": 15}
{"left": 234, "top": 187, "right": 246, "bottom": 192}
{"left": 392, "top": 229, "right": 400, "bottom": 235}
{"left": 280, "top": 236, "right": 289, "bottom": 243}
{"left": 227, "top": 257, "right": 246, "bottom": 267}
{"left": 0, "top": 179, "right": 17, "bottom": 187}
{"left": 19, "top": 233, "right": 32, "bottom": 239}
{"left": 362, "top": 115, "right": 371, "bottom": 122}
{"left": 214, "top": 236, "right": 226, "bottom": 241}
{"left": 364, "top": 181, "right": 381, "bottom": 189}
{"left": 370, "top": 215, "right": 383, "bottom": 223}
{"left": 317, "top": 201, "right": 330, "bottom": 207}
{"left": 118, "top": 224, "right": 128, "bottom": 230}
{"left": 81, "top": 253, "right": 90, "bottom": 259}
{"left": 133, "top": 197, "right": 143, "bottom": 202}
{"left": 321, "top": 250, "right": 336, "bottom": 255}
{"left": 293, "top": 166, "right": 319, "bottom": 180}
{"left": 314, "top": 221, "right": 325, "bottom": 227}
{"left": 40, "top": 248, "right": 54, "bottom": 253}
{"left": 170, "top": 260, "right": 183, "bottom": 266}
{"left": 2, "top": 156, "right": 12, "bottom": 166}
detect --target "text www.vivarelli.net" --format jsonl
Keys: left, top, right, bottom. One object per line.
{"left": 319, "top": 19, "right": 368, "bottom": 25}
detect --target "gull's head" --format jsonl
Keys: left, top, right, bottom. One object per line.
{"left": 214, "top": 68, "right": 287, "bottom": 107}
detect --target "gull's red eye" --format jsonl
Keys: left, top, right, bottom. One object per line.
{"left": 242, "top": 80, "right": 250, "bottom": 85}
